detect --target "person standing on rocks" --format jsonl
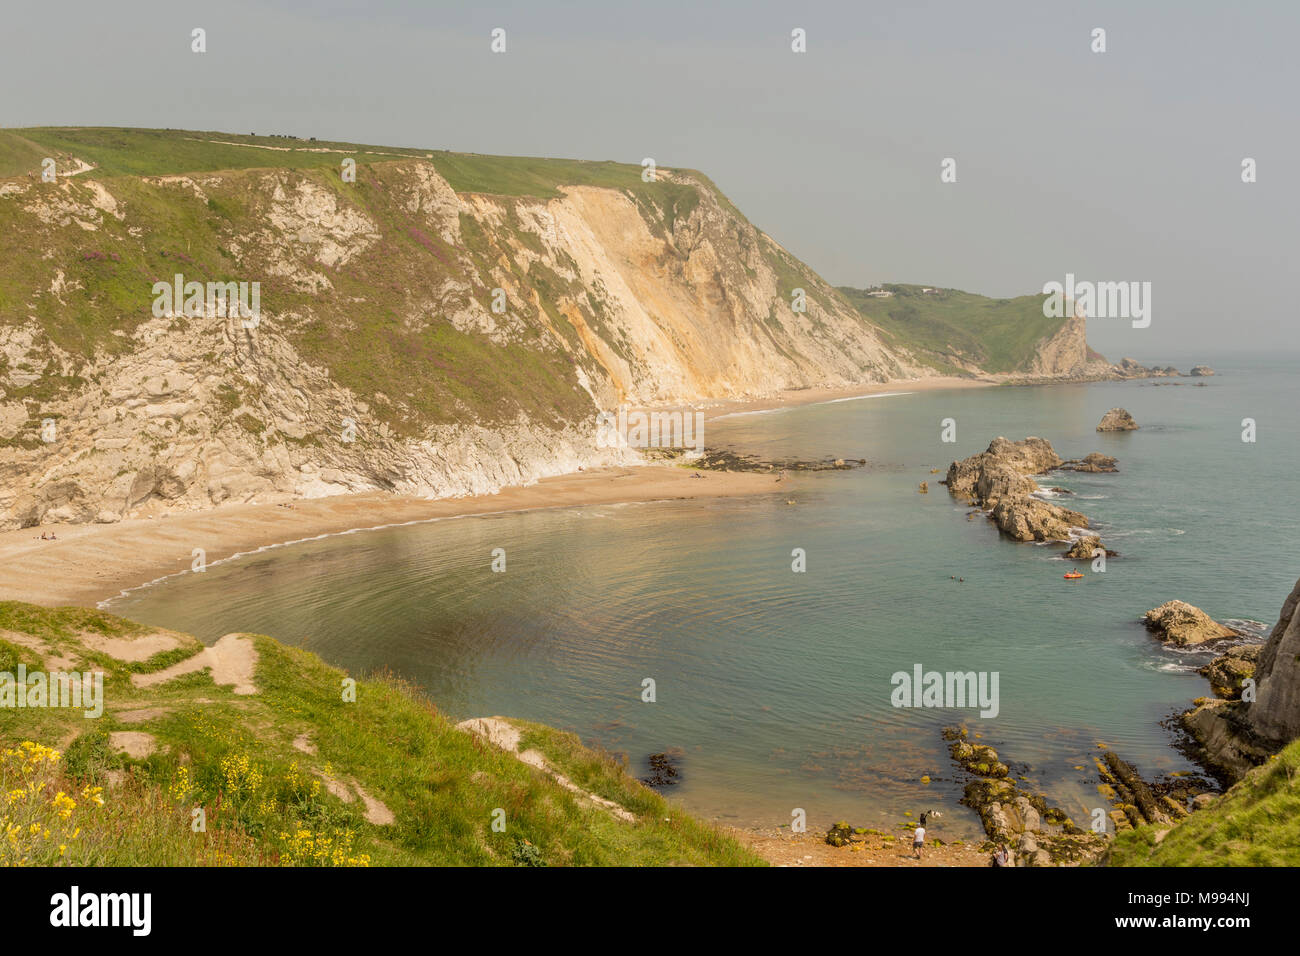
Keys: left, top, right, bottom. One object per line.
{"left": 912, "top": 822, "right": 926, "bottom": 860}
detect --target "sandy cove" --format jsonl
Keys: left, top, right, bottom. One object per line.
{"left": 0, "top": 375, "right": 989, "bottom": 610}
{"left": 698, "top": 375, "right": 991, "bottom": 420}
{"left": 0, "top": 465, "right": 784, "bottom": 608}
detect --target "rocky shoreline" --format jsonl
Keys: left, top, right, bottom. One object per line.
{"left": 938, "top": 423, "right": 1300, "bottom": 863}
{"left": 1169, "top": 579, "right": 1300, "bottom": 781}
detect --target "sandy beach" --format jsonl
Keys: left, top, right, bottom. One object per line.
{"left": 740, "top": 826, "right": 991, "bottom": 868}
{"left": 0, "top": 465, "right": 786, "bottom": 609}
{"left": 698, "top": 375, "right": 992, "bottom": 420}
{"left": 0, "top": 375, "right": 989, "bottom": 610}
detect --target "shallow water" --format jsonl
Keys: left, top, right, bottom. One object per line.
{"left": 110, "top": 356, "right": 1300, "bottom": 836}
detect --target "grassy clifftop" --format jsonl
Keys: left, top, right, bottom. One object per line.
{"left": 1106, "top": 740, "right": 1300, "bottom": 866}
{"left": 0, "top": 601, "right": 761, "bottom": 866}
{"left": 839, "top": 283, "right": 1073, "bottom": 375}
{"left": 3, "top": 127, "right": 656, "bottom": 192}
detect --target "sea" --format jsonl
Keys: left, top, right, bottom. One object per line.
{"left": 107, "top": 354, "right": 1300, "bottom": 838}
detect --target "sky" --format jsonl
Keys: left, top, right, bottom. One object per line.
{"left": 4, "top": 0, "right": 1297, "bottom": 361}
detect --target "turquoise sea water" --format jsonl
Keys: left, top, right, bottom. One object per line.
{"left": 109, "top": 356, "right": 1300, "bottom": 837}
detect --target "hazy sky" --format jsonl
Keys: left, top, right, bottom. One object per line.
{"left": 5, "top": 0, "right": 1297, "bottom": 360}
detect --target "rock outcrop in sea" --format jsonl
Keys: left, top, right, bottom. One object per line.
{"left": 943, "top": 437, "right": 1093, "bottom": 543}
{"left": 1065, "top": 535, "right": 1109, "bottom": 560}
{"left": 1189, "top": 365, "right": 1215, "bottom": 376}
{"left": 1059, "top": 452, "right": 1118, "bottom": 473}
{"left": 1142, "top": 600, "right": 1241, "bottom": 646}
{"left": 1096, "top": 407, "right": 1139, "bottom": 431}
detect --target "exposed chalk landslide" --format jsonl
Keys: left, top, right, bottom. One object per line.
{"left": 1, "top": 135, "right": 922, "bottom": 531}
{"left": 942, "top": 437, "right": 1114, "bottom": 543}
{"left": 942, "top": 727, "right": 1106, "bottom": 867}
{"left": 1180, "top": 575, "right": 1300, "bottom": 781}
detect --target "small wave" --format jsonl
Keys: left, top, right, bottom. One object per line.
{"left": 96, "top": 498, "right": 668, "bottom": 609}
{"left": 816, "top": 391, "right": 914, "bottom": 406}
{"left": 1074, "top": 494, "right": 1108, "bottom": 500}
{"left": 1104, "top": 528, "right": 1184, "bottom": 538}
{"left": 711, "top": 407, "right": 787, "bottom": 421}
{"left": 1223, "top": 619, "right": 1270, "bottom": 639}
{"left": 1140, "top": 659, "right": 1201, "bottom": 674}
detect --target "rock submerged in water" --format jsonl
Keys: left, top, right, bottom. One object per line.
{"left": 641, "top": 751, "right": 682, "bottom": 788}
{"left": 1189, "top": 365, "right": 1215, "bottom": 376}
{"left": 1143, "top": 600, "right": 1240, "bottom": 646}
{"left": 941, "top": 726, "right": 1107, "bottom": 866}
{"left": 1059, "top": 452, "right": 1118, "bottom": 473}
{"left": 1096, "top": 408, "right": 1139, "bottom": 432}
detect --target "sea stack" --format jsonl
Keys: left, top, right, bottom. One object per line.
{"left": 1096, "top": 408, "right": 1139, "bottom": 432}
{"left": 1143, "top": 600, "right": 1239, "bottom": 646}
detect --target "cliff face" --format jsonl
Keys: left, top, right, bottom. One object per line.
{"left": 0, "top": 151, "right": 916, "bottom": 528}
{"left": 1023, "top": 310, "right": 1091, "bottom": 377}
{"left": 1181, "top": 575, "right": 1300, "bottom": 781}
{"left": 1248, "top": 576, "right": 1300, "bottom": 745}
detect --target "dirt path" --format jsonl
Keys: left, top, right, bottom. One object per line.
{"left": 458, "top": 716, "right": 637, "bottom": 823}
{"left": 131, "top": 633, "right": 258, "bottom": 695}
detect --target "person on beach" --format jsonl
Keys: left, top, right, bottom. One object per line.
{"left": 991, "top": 844, "right": 1010, "bottom": 868}
{"left": 912, "top": 823, "right": 925, "bottom": 859}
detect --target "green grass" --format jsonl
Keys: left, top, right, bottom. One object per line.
{"left": 0, "top": 128, "right": 425, "bottom": 179}
{"left": 839, "top": 283, "right": 1067, "bottom": 374}
{"left": 0, "top": 601, "right": 763, "bottom": 867}
{"left": 1107, "top": 740, "right": 1300, "bottom": 866}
